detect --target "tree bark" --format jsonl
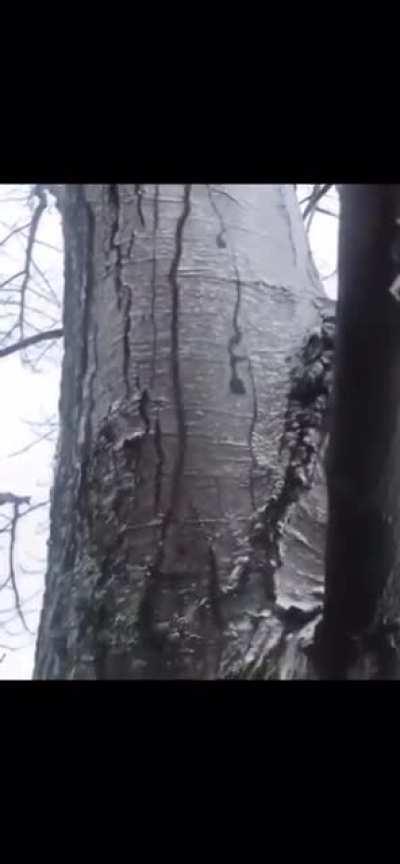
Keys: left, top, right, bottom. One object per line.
{"left": 34, "top": 184, "right": 333, "bottom": 679}
{"left": 320, "top": 185, "right": 400, "bottom": 678}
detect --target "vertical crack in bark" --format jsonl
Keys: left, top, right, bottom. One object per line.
{"left": 153, "top": 416, "right": 165, "bottom": 516}
{"left": 137, "top": 187, "right": 191, "bottom": 654}
{"left": 76, "top": 189, "right": 97, "bottom": 523}
{"left": 86, "top": 321, "right": 99, "bottom": 543}
{"left": 228, "top": 263, "right": 246, "bottom": 395}
{"left": 122, "top": 279, "right": 133, "bottom": 400}
{"left": 109, "top": 184, "right": 123, "bottom": 310}
{"left": 126, "top": 228, "right": 135, "bottom": 261}
{"left": 247, "top": 357, "right": 258, "bottom": 509}
{"left": 150, "top": 185, "right": 159, "bottom": 388}
{"left": 207, "top": 184, "right": 255, "bottom": 522}
{"left": 206, "top": 186, "right": 247, "bottom": 395}
{"left": 109, "top": 185, "right": 133, "bottom": 397}
{"left": 138, "top": 387, "right": 151, "bottom": 434}
{"left": 134, "top": 184, "right": 146, "bottom": 228}
{"left": 163, "top": 184, "right": 191, "bottom": 534}
{"left": 87, "top": 320, "right": 99, "bottom": 457}
{"left": 206, "top": 184, "right": 227, "bottom": 248}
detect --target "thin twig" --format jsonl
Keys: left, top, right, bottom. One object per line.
{"left": 8, "top": 501, "right": 32, "bottom": 633}
{"left": 8, "top": 428, "right": 55, "bottom": 458}
{"left": 0, "top": 222, "right": 31, "bottom": 249}
{"left": 18, "top": 500, "right": 48, "bottom": 519}
{"left": 0, "top": 270, "right": 25, "bottom": 290}
{"left": 30, "top": 256, "right": 61, "bottom": 308}
{"left": 315, "top": 205, "right": 339, "bottom": 218}
{"left": 302, "top": 184, "right": 332, "bottom": 221}
{"left": 322, "top": 267, "right": 338, "bottom": 282}
{"left": 18, "top": 186, "right": 47, "bottom": 341}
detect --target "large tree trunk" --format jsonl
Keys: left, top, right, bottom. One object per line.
{"left": 319, "top": 185, "right": 400, "bottom": 678}
{"left": 34, "top": 184, "right": 334, "bottom": 679}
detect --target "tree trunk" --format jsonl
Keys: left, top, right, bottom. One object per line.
{"left": 320, "top": 185, "right": 400, "bottom": 678}
{"left": 34, "top": 184, "right": 333, "bottom": 679}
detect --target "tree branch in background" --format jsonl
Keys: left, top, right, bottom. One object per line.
{"left": 0, "top": 270, "right": 25, "bottom": 291}
{"left": 0, "top": 184, "right": 63, "bottom": 369}
{"left": 0, "top": 493, "right": 30, "bottom": 507}
{"left": 0, "top": 327, "right": 63, "bottom": 359}
{"left": 8, "top": 500, "right": 30, "bottom": 632}
{"left": 0, "top": 222, "right": 31, "bottom": 248}
{"left": 302, "top": 184, "right": 332, "bottom": 221}
{"left": 0, "top": 494, "right": 31, "bottom": 631}
{"left": 315, "top": 205, "right": 339, "bottom": 219}
{"left": 19, "top": 186, "right": 48, "bottom": 342}
{"left": 0, "top": 494, "right": 47, "bottom": 639}
{"left": 0, "top": 186, "right": 63, "bottom": 666}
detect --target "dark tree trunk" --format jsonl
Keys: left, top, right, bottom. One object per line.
{"left": 34, "top": 184, "right": 333, "bottom": 679}
{"left": 320, "top": 185, "right": 400, "bottom": 678}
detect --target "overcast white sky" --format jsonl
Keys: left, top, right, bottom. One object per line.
{"left": 0, "top": 186, "right": 62, "bottom": 678}
{"left": 0, "top": 184, "right": 339, "bottom": 679}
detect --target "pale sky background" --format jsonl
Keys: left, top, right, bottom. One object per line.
{"left": 0, "top": 185, "right": 62, "bottom": 678}
{"left": 0, "top": 184, "right": 339, "bottom": 679}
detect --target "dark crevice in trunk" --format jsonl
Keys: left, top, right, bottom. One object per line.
{"left": 122, "top": 280, "right": 133, "bottom": 400}
{"left": 163, "top": 184, "right": 191, "bottom": 539}
{"left": 206, "top": 184, "right": 227, "bottom": 248}
{"left": 227, "top": 264, "right": 246, "bottom": 396}
{"left": 153, "top": 416, "right": 164, "bottom": 516}
{"left": 108, "top": 184, "right": 123, "bottom": 310}
{"left": 135, "top": 186, "right": 192, "bottom": 674}
{"left": 134, "top": 184, "right": 146, "bottom": 228}
{"left": 150, "top": 185, "right": 159, "bottom": 388}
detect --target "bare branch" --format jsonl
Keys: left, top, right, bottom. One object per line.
{"left": 322, "top": 267, "right": 338, "bottom": 282}
{"left": 8, "top": 428, "right": 55, "bottom": 458}
{"left": 18, "top": 500, "right": 48, "bottom": 519}
{"left": 0, "top": 493, "right": 30, "bottom": 507}
{"left": 8, "top": 501, "right": 32, "bottom": 633}
{"left": 0, "top": 222, "right": 32, "bottom": 249}
{"left": 0, "top": 270, "right": 25, "bottom": 290}
{"left": 302, "top": 184, "right": 332, "bottom": 221}
{"left": 0, "top": 327, "right": 63, "bottom": 359}
{"left": 29, "top": 256, "right": 62, "bottom": 308}
{"left": 315, "top": 205, "right": 339, "bottom": 219}
{"left": 18, "top": 186, "right": 48, "bottom": 341}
